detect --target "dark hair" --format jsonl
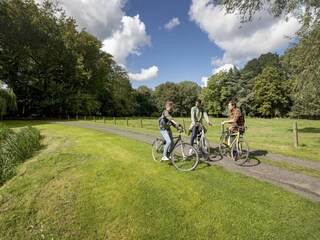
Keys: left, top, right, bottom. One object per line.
{"left": 196, "top": 99, "right": 202, "bottom": 104}
{"left": 229, "top": 100, "right": 237, "bottom": 108}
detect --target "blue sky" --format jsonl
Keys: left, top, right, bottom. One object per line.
{"left": 37, "top": 0, "right": 301, "bottom": 89}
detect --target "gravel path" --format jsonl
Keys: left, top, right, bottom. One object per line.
{"left": 51, "top": 121, "right": 320, "bottom": 202}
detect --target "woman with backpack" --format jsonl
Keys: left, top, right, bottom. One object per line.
{"left": 158, "top": 101, "right": 181, "bottom": 161}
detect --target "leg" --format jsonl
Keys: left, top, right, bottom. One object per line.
{"left": 161, "top": 130, "right": 172, "bottom": 158}
{"left": 190, "top": 126, "right": 198, "bottom": 146}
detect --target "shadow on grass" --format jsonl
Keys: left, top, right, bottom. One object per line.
{"left": 241, "top": 149, "right": 265, "bottom": 167}
{"left": 287, "top": 127, "right": 320, "bottom": 133}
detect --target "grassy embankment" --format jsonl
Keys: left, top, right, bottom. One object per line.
{"left": 0, "top": 121, "right": 319, "bottom": 239}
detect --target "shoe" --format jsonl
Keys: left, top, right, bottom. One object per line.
{"left": 161, "top": 156, "right": 169, "bottom": 161}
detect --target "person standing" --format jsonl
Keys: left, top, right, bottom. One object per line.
{"left": 159, "top": 101, "right": 181, "bottom": 161}
{"left": 189, "top": 99, "right": 212, "bottom": 146}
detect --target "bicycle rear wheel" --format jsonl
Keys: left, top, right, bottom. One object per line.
{"left": 171, "top": 143, "right": 199, "bottom": 171}
{"left": 231, "top": 139, "right": 250, "bottom": 165}
{"left": 218, "top": 133, "right": 229, "bottom": 156}
{"left": 152, "top": 139, "right": 165, "bottom": 162}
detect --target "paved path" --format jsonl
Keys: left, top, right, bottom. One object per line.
{"left": 51, "top": 121, "right": 320, "bottom": 202}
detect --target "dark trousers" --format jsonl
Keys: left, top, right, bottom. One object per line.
{"left": 190, "top": 126, "right": 199, "bottom": 146}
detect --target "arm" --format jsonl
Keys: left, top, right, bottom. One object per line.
{"left": 203, "top": 110, "right": 211, "bottom": 125}
{"left": 191, "top": 107, "right": 195, "bottom": 124}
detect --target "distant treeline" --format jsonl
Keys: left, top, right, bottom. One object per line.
{"left": 0, "top": 1, "right": 319, "bottom": 119}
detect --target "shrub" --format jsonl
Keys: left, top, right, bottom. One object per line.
{"left": 0, "top": 125, "right": 41, "bottom": 185}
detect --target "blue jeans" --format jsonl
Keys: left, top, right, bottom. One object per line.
{"left": 160, "top": 129, "right": 173, "bottom": 157}
{"left": 190, "top": 125, "right": 199, "bottom": 146}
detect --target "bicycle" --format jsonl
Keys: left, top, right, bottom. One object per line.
{"left": 192, "top": 123, "right": 211, "bottom": 160}
{"left": 218, "top": 125, "right": 250, "bottom": 165}
{"left": 151, "top": 128, "right": 199, "bottom": 171}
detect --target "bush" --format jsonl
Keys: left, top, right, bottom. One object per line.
{"left": 0, "top": 125, "right": 41, "bottom": 185}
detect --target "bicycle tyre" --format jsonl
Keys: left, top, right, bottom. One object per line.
{"left": 152, "top": 139, "right": 165, "bottom": 162}
{"left": 231, "top": 139, "right": 250, "bottom": 165}
{"left": 171, "top": 143, "right": 199, "bottom": 171}
{"left": 218, "top": 133, "right": 229, "bottom": 156}
{"left": 201, "top": 136, "right": 211, "bottom": 156}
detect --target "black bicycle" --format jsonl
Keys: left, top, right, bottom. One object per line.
{"left": 151, "top": 128, "right": 199, "bottom": 171}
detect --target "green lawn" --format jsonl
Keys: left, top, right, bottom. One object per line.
{"left": 82, "top": 116, "right": 320, "bottom": 162}
{"left": 0, "top": 121, "right": 319, "bottom": 239}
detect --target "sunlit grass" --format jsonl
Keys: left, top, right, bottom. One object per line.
{"left": 78, "top": 117, "right": 320, "bottom": 161}
{"left": 0, "top": 121, "right": 319, "bottom": 239}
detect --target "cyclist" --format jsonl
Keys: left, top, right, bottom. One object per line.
{"left": 221, "top": 100, "right": 244, "bottom": 156}
{"left": 188, "top": 99, "right": 212, "bottom": 147}
{"left": 159, "top": 101, "right": 181, "bottom": 161}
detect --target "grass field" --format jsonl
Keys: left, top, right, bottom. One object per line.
{"left": 0, "top": 121, "right": 319, "bottom": 239}
{"left": 79, "top": 116, "right": 320, "bottom": 162}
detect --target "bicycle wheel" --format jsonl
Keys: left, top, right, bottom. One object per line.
{"left": 171, "top": 143, "right": 199, "bottom": 171}
{"left": 201, "top": 136, "right": 211, "bottom": 156}
{"left": 218, "top": 133, "right": 229, "bottom": 156}
{"left": 152, "top": 139, "right": 165, "bottom": 162}
{"left": 231, "top": 139, "right": 250, "bottom": 165}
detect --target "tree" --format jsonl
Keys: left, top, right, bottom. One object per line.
{"left": 0, "top": 87, "right": 16, "bottom": 118}
{"left": 252, "top": 66, "right": 289, "bottom": 117}
{"left": 282, "top": 24, "right": 320, "bottom": 118}
{"left": 201, "top": 71, "right": 229, "bottom": 117}
{"left": 222, "top": 0, "right": 320, "bottom": 33}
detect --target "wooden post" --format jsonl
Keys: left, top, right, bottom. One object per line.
{"left": 293, "top": 122, "right": 298, "bottom": 147}
{"left": 140, "top": 119, "right": 143, "bottom": 128}
{"left": 84, "top": 115, "right": 86, "bottom": 121}
{"left": 114, "top": 117, "right": 116, "bottom": 125}
{"left": 67, "top": 115, "right": 70, "bottom": 120}
{"left": 126, "top": 117, "right": 128, "bottom": 126}
{"left": 103, "top": 116, "right": 105, "bottom": 124}
{"left": 182, "top": 119, "right": 186, "bottom": 134}
{"left": 76, "top": 115, "right": 78, "bottom": 121}
{"left": 94, "top": 116, "right": 96, "bottom": 122}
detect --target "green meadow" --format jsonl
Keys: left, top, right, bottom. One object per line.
{"left": 81, "top": 117, "right": 320, "bottom": 162}
{"left": 0, "top": 121, "right": 319, "bottom": 239}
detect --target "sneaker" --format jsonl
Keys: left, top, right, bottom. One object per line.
{"left": 161, "top": 156, "right": 169, "bottom": 161}
{"left": 188, "top": 149, "right": 194, "bottom": 156}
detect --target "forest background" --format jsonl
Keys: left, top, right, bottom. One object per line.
{"left": 0, "top": 0, "right": 319, "bottom": 119}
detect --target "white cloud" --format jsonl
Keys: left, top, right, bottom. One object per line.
{"left": 128, "top": 66, "right": 159, "bottom": 81}
{"left": 189, "top": 0, "right": 301, "bottom": 67}
{"left": 201, "top": 76, "right": 209, "bottom": 87}
{"left": 164, "top": 17, "right": 181, "bottom": 31}
{"left": 212, "top": 63, "right": 235, "bottom": 74}
{"left": 102, "top": 15, "right": 151, "bottom": 65}
{"left": 36, "top": 0, "right": 126, "bottom": 40}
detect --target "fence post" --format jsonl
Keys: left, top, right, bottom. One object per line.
{"left": 140, "top": 118, "right": 143, "bottom": 128}
{"left": 84, "top": 115, "right": 86, "bottom": 121}
{"left": 114, "top": 117, "right": 116, "bottom": 125}
{"left": 293, "top": 122, "right": 298, "bottom": 147}
{"left": 76, "top": 115, "right": 78, "bottom": 121}
{"left": 103, "top": 116, "right": 105, "bottom": 124}
{"left": 94, "top": 116, "right": 96, "bottom": 122}
{"left": 67, "top": 115, "right": 70, "bottom": 120}
{"left": 182, "top": 119, "right": 186, "bottom": 134}
{"left": 126, "top": 117, "right": 128, "bottom": 126}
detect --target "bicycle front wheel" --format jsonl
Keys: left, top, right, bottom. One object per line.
{"left": 201, "top": 136, "right": 211, "bottom": 156}
{"left": 231, "top": 139, "right": 250, "bottom": 165}
{"left": 152, "top": 139, "right": 165, "bottom": 162}
{"left": 171, "top": 143, "right": 199, "bottom": 171}
{"left": 218, "top": 133, "right": 229, "bottom": 156}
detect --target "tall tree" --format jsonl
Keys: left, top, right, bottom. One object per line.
{"left": 282, "top": 24, "right": 320, "bottom": 118}
{"left": 0, "top": 87, "right": 16, "bottom": 118}
{"left": 252, "top": 66, "right": 289, "bottom": 117}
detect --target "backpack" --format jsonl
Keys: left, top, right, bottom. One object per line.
{"left": 158, "top": 111, "right": 171, "bottom": 130}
